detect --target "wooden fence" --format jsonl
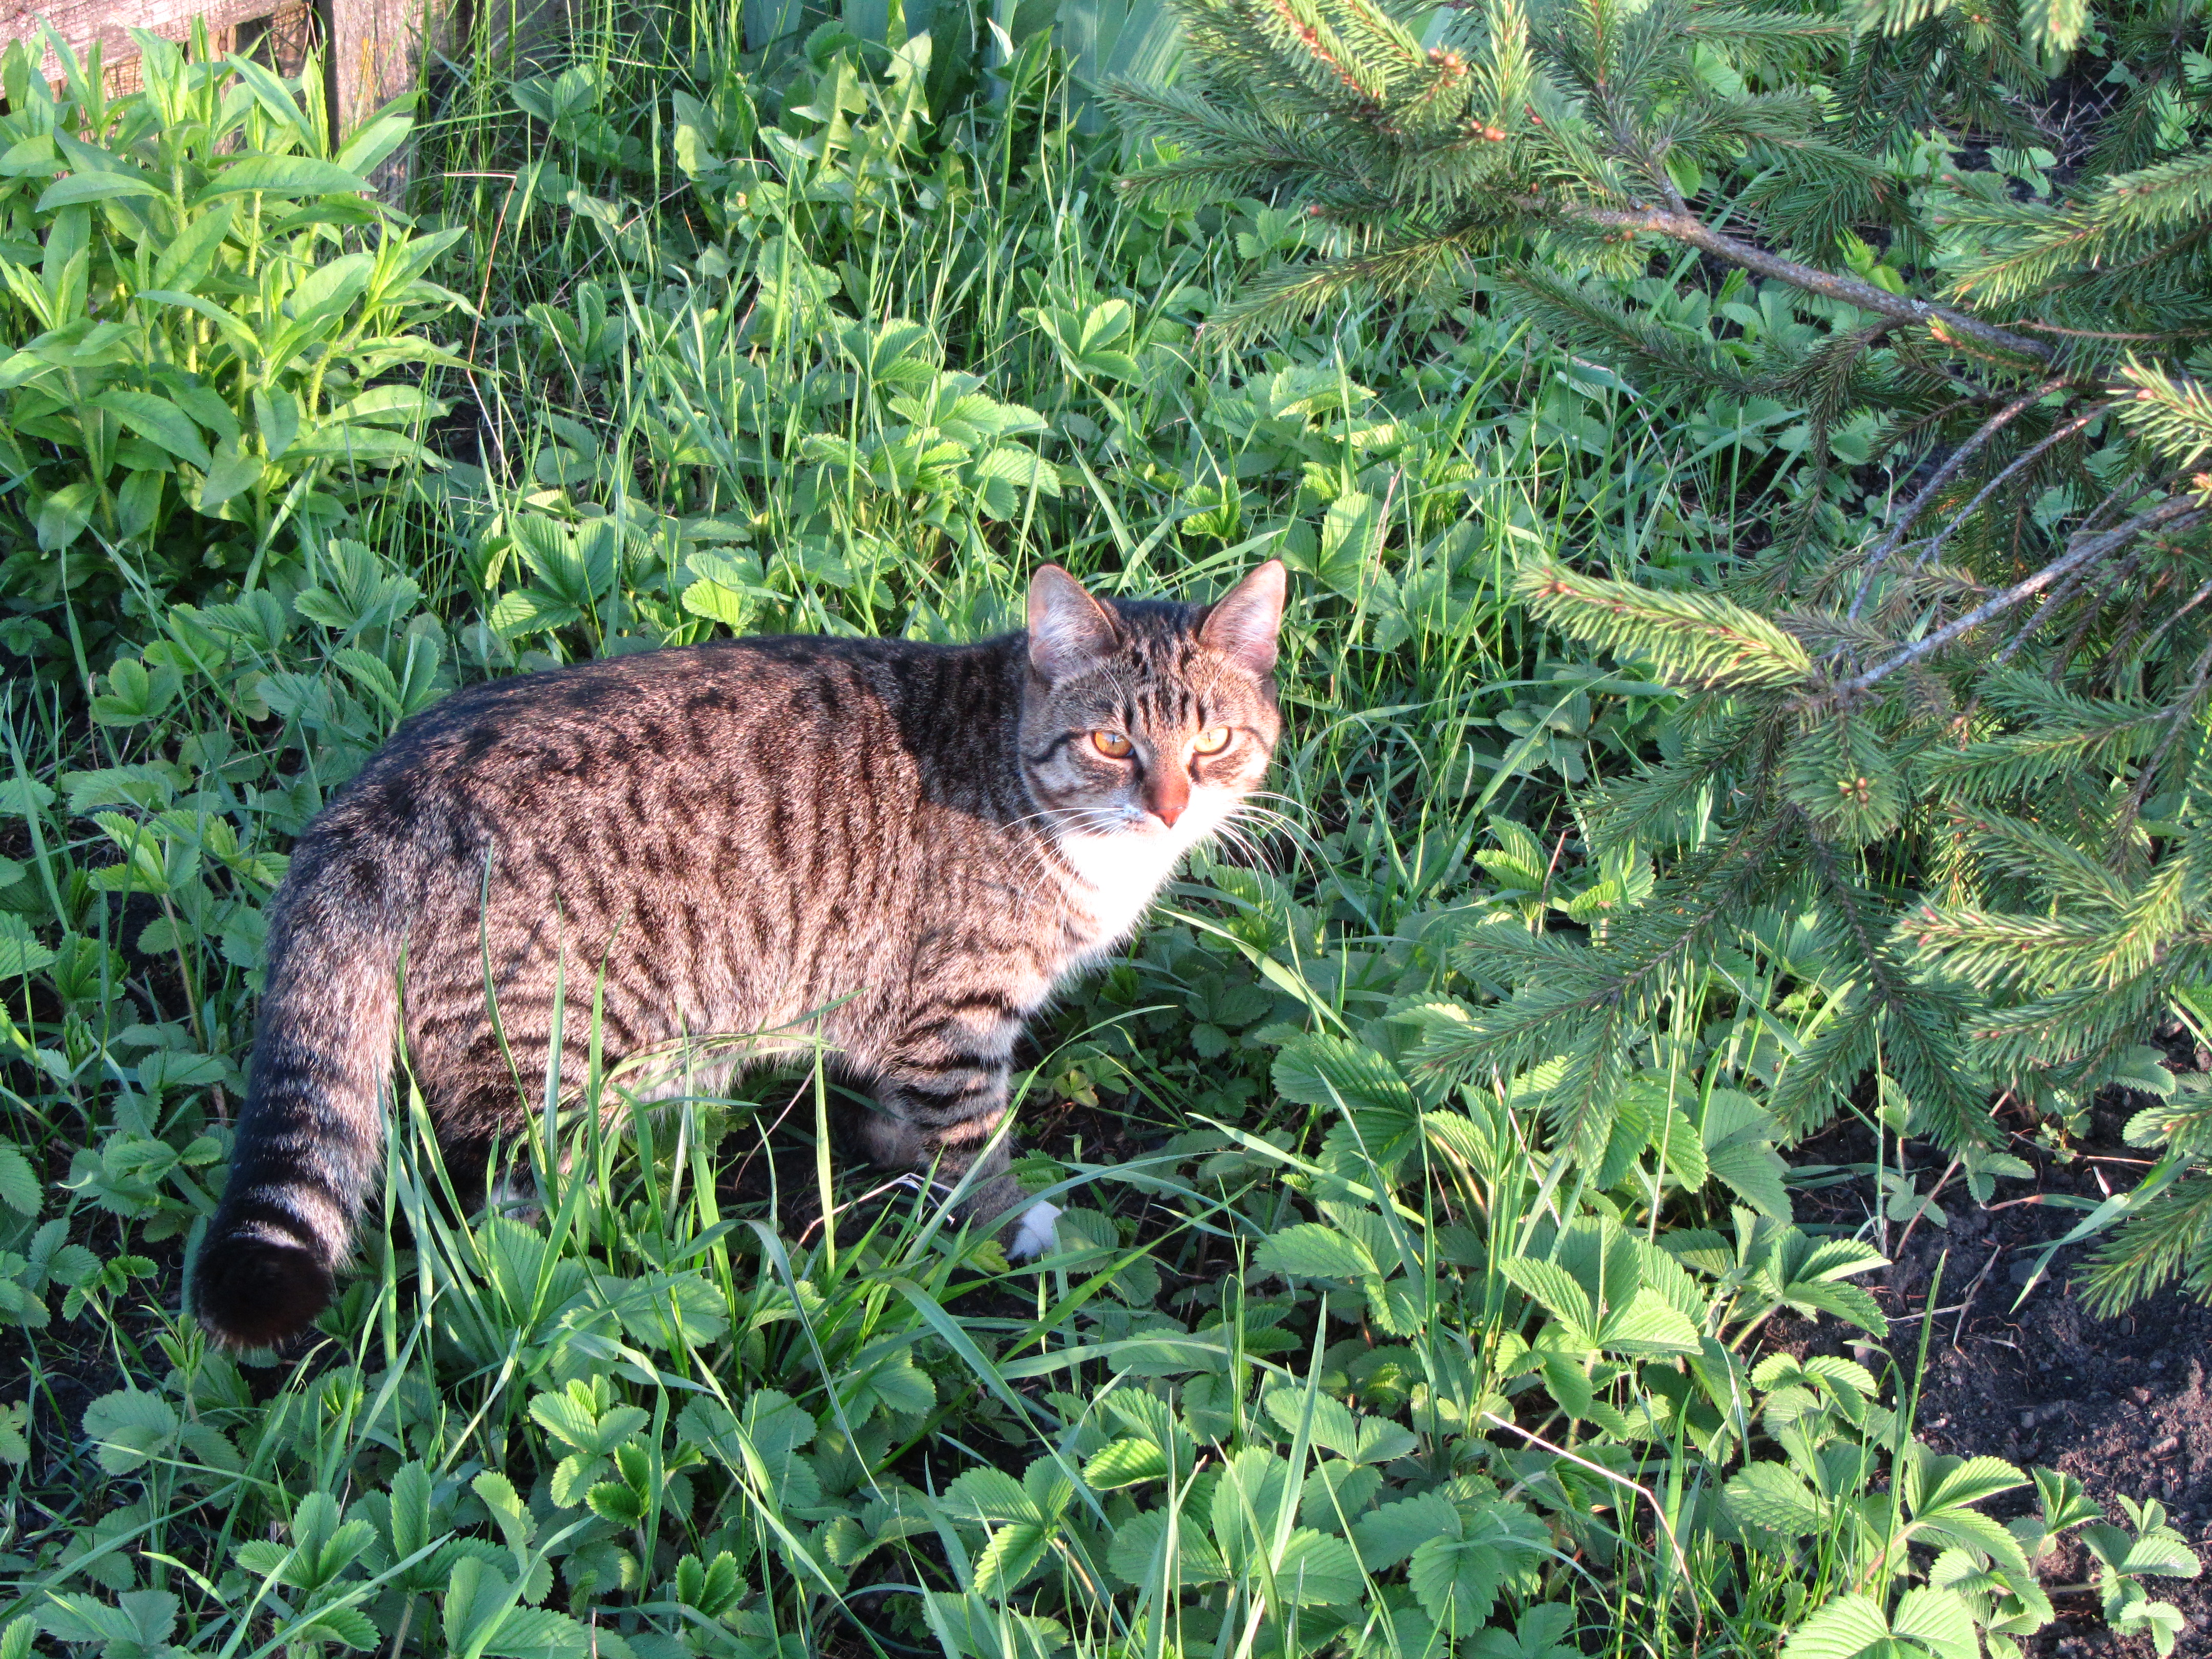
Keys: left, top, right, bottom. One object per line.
{"left": 12, "top": 0, "right": 451, "bottom": 141}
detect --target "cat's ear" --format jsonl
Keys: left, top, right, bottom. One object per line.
{"left": 1028, "top": 564, "right": 1120, "bottom": 680}
{"left": 1200, "top": 559, "right": 1287, "bottom": 677}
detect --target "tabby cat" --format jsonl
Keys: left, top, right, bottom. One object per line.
{"left": 193, "top": 560, "right": 1287, "bottom": 1347}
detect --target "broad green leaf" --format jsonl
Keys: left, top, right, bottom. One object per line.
{"left": 197, "top": 446, "right": 263, "bottom": 513}
{"left": 35, "top": 480, "right": 97, "bottom": 552}
{"left": 136, "top": 288, "right": 263, "bottom": 358}
{"left": 151, "top": 198, "right": 236, "bottom": 293}
{"left": 336, "top": 111, "right": 416, "bottom": 177}
{"left": 38, "top": 172, "right": 163, "bottom": 208}
{"left": 199, "top": 155, "right": 372, "bottom": 199}
{"left": 93, "top": 391, "right": 211, "bottom": 470}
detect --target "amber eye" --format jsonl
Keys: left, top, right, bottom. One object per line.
{"left": 1193, "top": 727, "right": 1232, "bottom": 755}
{"left": 1091, "top": 731, "right": 1133, "bottom": 758}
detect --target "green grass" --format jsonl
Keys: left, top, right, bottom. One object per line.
{"left": 0, "top": 8, "right": 2199, "bottom": 1658}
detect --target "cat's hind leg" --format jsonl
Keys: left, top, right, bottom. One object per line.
{"left": 857, "top": 1049, "right": 1059, "bottom": 1260}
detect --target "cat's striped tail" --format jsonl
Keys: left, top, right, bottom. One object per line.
{"left": 193, "top": 881, "right": 401, "bottom": 1349}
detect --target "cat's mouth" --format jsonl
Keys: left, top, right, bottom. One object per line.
{"left": 1117, "top": 802, "right": 1218, "bottom": 839}
{"left": 1046, "top": 796, "right": 1232, "bottom": 855}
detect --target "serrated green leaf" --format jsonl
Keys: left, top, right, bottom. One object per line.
{"left": 1354, "top": 1491, "right": 1460, "bottom": 1569}
{"left": 1408, "top": 1533, "right": 1507, "bottom": 1634}
{"left": 1726, "top": 1461, "right": 1827, "bottom": 1537}
{"left": 1265, "top": 1529, "right": 1364, "bottom": 1605}
{"left": 1084, "top": 1438, "right": 1168, "bottom": 1488}
{"left": 1105, "top": 1509, "right": 1228, "bottom": 1589}
{"left": 974, "top": 1521, "right": 1052, "bottom": 1598}
{"left": 81, "top": 1388, "right": 178, "bottom": 1475}
{"left": 1254, "top": 1222, "right": 1375, "bottom": 1281}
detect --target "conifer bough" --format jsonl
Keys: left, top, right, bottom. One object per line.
{"left": 1115, "top": 0, "right": 2212, "bottom": 1313}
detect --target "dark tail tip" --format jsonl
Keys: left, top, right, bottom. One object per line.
{"left": 192, "top": 1224, "right": 337, "bottom": 1349}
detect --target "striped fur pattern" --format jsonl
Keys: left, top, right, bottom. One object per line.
{"left": 193, "top": 562, "right": 1287, "bottom": 1347}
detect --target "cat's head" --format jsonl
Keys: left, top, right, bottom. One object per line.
{"left": 1017, "top": 561, "right": 1286, "bottom": 858}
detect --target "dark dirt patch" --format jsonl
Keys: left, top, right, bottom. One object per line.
{"left": 1779, "top": 1099, "right": 2212, "bottom": 1657}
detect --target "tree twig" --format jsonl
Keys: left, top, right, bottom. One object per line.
{"left": 1837, "top": 497, "right": 2210, "bottom": 698}
{"left": 1848, "top": 380, "right": 2077, "bottom": 623}
{"left": 1932, "top": 402, "right": 2114, "bottom": 576}
{"left": 1950, "top": 1244, "right": 2003, "bottom": 1351}
{"left": 1481, "top": 1412, "right": 1697, "bottom": 1597}
{"left": 2111, "top": 635, "right": 2212, "bottom": 847}
{"left": 1572, "top": 205, "right": 2055, "bottom": 364}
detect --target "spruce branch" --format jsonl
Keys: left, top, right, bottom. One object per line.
{"left": 2080, "top": 1172, "right": 2212, "bottom": 1315}
{"left": 2115, "top": 359, "right": 2212, "bottom": 478}
{"left": 1517, "top": 556, "right": 1814, "bottom": 690}
{"left": 1805, "top": 832, "right": 1993, "bottom": 1146}
{"left": 1123, "top": 0, "right": 2212, "bottom": 1309}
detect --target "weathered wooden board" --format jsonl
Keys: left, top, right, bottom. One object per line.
{"left": 10, "top": 0, "right": 443, "bottom": 142}
{"left": 16, "top": 0, "right": 282, "bottom": 81}
{"left": 323, "top": 0, "right": 435, "bottom": 136}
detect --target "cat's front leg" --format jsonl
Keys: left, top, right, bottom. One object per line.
{"left": 858, "top": 1045, "right": 1059, "bottom": 1260}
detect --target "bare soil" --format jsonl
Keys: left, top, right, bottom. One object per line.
{"left": 1781, "top": 1097, "right": 2212, "bottom": 1657}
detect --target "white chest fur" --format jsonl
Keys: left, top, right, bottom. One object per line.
{"left": 1055, "top": 821, "right": 1204, "bottom": 951}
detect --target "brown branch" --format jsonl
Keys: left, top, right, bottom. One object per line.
{"left": 2016, "top": 322, "right": 2197, "bottom": 342}
{"left": 1570, "top": 204, "right": 2055, "bottom": 364}
{"left": 1847, "top": 378, "right": 2077, "bottom": 623}
{"left": 2111, "top": 636, "right": 2212, "bottom": 850}
{"left": 1838, "top": 496, "right": 2211, "bottom": 698}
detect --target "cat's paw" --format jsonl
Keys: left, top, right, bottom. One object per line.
{"left": 485, "top": 1163, "right": 546, "bottom": 1226}
{"left": 1006, "top": 1200, "right": 1061, "bottom": 1263}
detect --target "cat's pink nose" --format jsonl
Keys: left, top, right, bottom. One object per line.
{"left": 1153, "top": 802, "right": 1183, "bottom": 827}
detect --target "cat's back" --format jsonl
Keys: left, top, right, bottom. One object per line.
{"left": 318, "top": 632, "right": 1023, "bottom": 845}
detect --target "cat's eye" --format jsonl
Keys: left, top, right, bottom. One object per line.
{"left": 1193, "top": 727, "right": 1232, "bottom": 755}
{"left": 1091, "top": 731, "right": 1134, "bottom": 758}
